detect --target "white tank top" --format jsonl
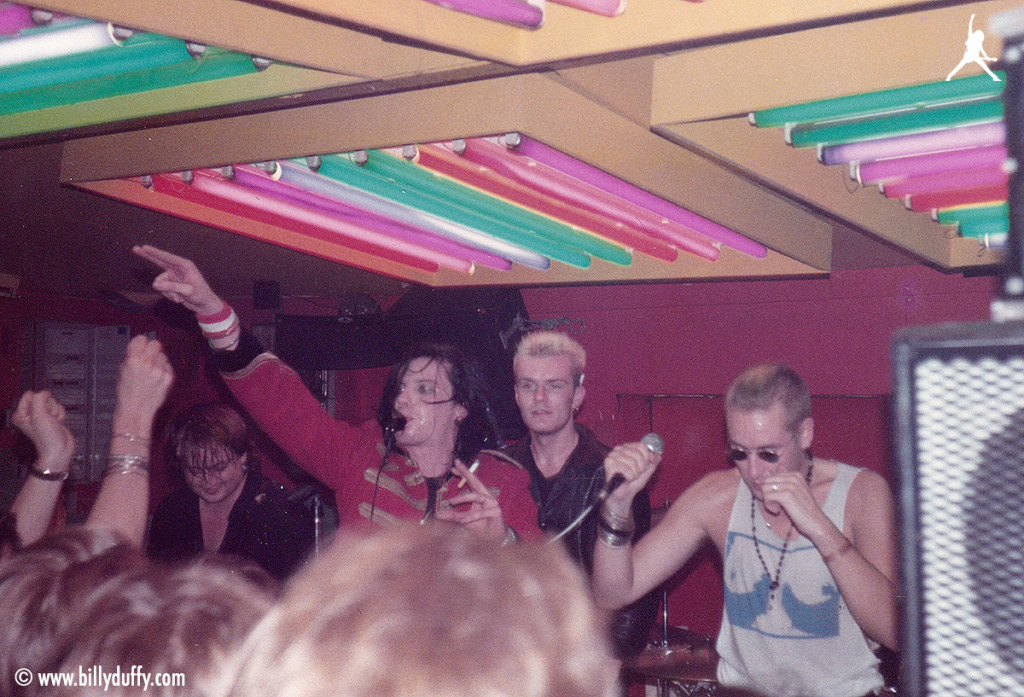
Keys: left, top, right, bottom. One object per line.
{"left": 715, "top": 462, "right": 883, "bottom": 697}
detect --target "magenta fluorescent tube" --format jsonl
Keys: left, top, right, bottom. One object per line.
{"left": 0, "top": 3, "right": 34, "bottom": 35}
{"left": 420, "top": 0, "right": 543, "bottom": 28}
{"left": 856, "top": 145, "right": 1007, "bottom": 186}
{"left": 549, "top": 0, "right": 625, "bottom": 17}
{"left": 507, "top": 134, "right": 766, "bottom": 258}
{"left": 458, "top": 139, "right": 720, "bottom": 261}
{"left": 192, "top": 169, "right": 476, "bottom": 274}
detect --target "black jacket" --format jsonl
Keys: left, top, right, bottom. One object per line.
{"left": 148, "top": 469, "right": 315, "bottom": 582}
{"left": 506, "top": 423, "right": 659, "bottom": 660}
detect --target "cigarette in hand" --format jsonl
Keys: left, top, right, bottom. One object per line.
{"left": 457, "top": 459, "right": 480, "bottom": 488}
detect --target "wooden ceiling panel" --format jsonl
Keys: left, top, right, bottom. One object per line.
{"left": 1, "top": 0, "right": 1003, "bottom": 299}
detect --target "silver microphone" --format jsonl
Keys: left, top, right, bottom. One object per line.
{"left": 641, "top": 432, "right": 664, "bottom": 455}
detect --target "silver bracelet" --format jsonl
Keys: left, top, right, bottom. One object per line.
{"left": 105, "top": 454, "right": 150, "bottom": 477}
{"left": 597, "top": 524, "right": 632, "bottom": 548}
{"left": 28, "top": 466, "right": 69, "bottom": 482}
{"left": 601, "top": 505, "right": 633, "bottom": 529}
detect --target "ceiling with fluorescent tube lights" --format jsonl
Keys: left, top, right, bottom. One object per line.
{"left": 0, "top": 0, "right": 1015, "bottom": 300}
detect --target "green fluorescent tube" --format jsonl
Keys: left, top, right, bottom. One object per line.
{"left": 936, "top": 202, "right": 1009, "bottom": 225}
{"left": 313, "top": 155, "right": 592, "bottom": 268}
{"left": 0, "top": 47, "right": 256, "bottom": 115}
{"left": 752, "top": 72, "right": 1005, "bottom": 128}
{"left": 958, "top": 217, "right": 1009, "bottom": 238}
{"left": 0, "top": 33, "right": 192, "bottom": 96}
{"left": 788, "top": 99, "right": 1004, "bottom": 148}
{"left": 362, "top": 150, "right": 632, "bottom": 266}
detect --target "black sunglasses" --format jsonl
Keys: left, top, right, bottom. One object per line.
{"left": 727, "top": 446, "right": 782, "bottom": 464}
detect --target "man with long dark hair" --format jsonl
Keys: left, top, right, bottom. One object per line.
{"left": 134, "top": 245, "right": 539, "bottom": 543}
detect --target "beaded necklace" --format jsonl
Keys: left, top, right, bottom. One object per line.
{"left": 750, "top": 460, "right": 814, "bottom": 606}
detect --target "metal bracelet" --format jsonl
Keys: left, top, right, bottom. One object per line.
{"left": 600, "top": 504, "right": 633, "bottom": 530}
{"left": 28, "top": 466, "right": 69, "bottom": 481}
{"left": 598, "top": 510, "right": 635, "bottom": 537}
{"left": 105, "top": 454, "right": 150, "bottom": 477}
{"left": 597, "top": 524, "right": 632, "bottom": 548}
{"left": 111, "top": 432, "right": 150, "bottom": 444}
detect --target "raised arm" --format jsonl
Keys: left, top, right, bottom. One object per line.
{"left": 8, "top": 390, "right": 76, "bottom": 546}
{"left": 85, "top": 335, "right": 174, "bottom": 545}
{"left": 590, "top": 441, "right": 665, "bottom": 608}
{"left": 134, "top": 244, "right": 368, "bottom": 492}
{"left": 133, "top": 244, "right": 240, "bottom": 350}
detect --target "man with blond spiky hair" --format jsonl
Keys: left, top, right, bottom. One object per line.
{"left": 508, "top": 330, "right": 658, "bottom": 663}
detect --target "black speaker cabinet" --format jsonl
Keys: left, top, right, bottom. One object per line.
{"left": 893, "top": 319, "right": 1024, "bottom": 696}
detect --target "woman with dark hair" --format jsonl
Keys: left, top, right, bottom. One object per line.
{"left": 147, "top": 402, "right": 315, "bottom": 582}
{"left": 134, "top": 245, "right": 540, "bottom": 543}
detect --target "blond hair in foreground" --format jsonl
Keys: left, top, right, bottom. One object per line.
{"left": 214, "top": 522, "right": 618, "bottom": 697}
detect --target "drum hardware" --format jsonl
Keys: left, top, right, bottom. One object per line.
{"left": 630, "top": 588, "right": 719, "bottom": 696}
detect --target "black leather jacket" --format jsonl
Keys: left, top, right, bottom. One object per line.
{"left": 506, "top": 424, "right": 659, "bottom": 660}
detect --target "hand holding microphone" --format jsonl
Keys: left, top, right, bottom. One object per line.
{"left": 547, "top": 433, "right": 663, "bottom": 546}
{"left": 596, "top": 433, "right": 663, "bottom": 505}
{"left": 588, "top": 433, "right": 663, "bottom": 549}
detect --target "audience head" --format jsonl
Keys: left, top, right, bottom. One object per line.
{"left": 167, "top": 403, "right": 256, "bottom": 505}
{"left": 42, "top": 555, "right": 274, "bottom": 697}
{"left": 0, "top": 527, "right": 144, "bottom": 696}
{"left": 725, "top": 363, "right": 812, "bottom": 434}
{"left": 377, "top": 343, "right": 501, "bottom": 463}
{"left": 215, "top": 522, "right": 619, "bottom": 697}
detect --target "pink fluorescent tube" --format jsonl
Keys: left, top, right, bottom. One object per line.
{"left": 820, "top": 122, "right": 1006, "bottom": 166}
{"left": 154, "top": 173, "right": 440, "bottom": 274}
{"left": 0, "top": 4, "right": 35, "bottom": 35}
{"left": 882, "top": 165, "right": 1008, "bottom": 199}
{"left": 505, "top": 134, "right": 766, "bottom": 258}
{"left": 906, "top": 183, "right": 1008, "bottom": 213}
{"left": 856, "top": 145, "right": 1007, "bottom": 186}
{"left": 420, "top": 140, "right": 678, "bottom": 262}
{"left": 190, "top": 169, "right": 475, "bottom": 274}
{"left": 420, "top": 0, "right": 543, "bottom": 28}
{"left": 549, "top": 0, "right": 624, "bottom": 17}
{"left": 456, "top": 138, "right": 720, "bottom": 261}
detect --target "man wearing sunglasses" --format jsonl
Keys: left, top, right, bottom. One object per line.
{"left": 592, "top": 364, "right": 898, "bottom": 697}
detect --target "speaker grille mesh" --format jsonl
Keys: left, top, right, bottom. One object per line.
{"left": 914, "top": 355, "right": 1024, "bottom": 695}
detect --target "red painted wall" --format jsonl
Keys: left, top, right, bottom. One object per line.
{"left": 521, "top": 265, "right": 998, "bottom": 447}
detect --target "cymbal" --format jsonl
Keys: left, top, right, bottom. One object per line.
{"left": 628, "top": 643, "right": 718, "bottom": 682}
